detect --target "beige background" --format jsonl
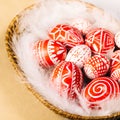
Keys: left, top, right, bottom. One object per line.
{"left": 0, "top": 0, "right": 65, "bottom": 120}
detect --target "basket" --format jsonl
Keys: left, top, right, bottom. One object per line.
{"left": 5, "top": 0, "right": 120, "bottom": 120}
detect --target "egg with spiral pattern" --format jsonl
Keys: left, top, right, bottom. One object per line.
{"left": 82, "top": 77, "right": 120, "bottom": 109}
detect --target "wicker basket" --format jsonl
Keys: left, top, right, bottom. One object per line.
{"left": 5, "top": 1, "right": 120, "bottom": 120}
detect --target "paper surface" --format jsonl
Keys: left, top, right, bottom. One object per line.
{"left": 0, "top": 0, "right": 120, "bottom": 120}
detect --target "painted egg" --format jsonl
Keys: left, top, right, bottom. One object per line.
{"left": 85, "top": 28, "right": 115, "bottom": 56}
{"left": 49, "top": 24, "right": 84, "bottom": 48}
{"left": 82, "top": 77, "right": 120, "bottom": 109}
{"left": 71, "top": 18, "right": 93, "bottom": 35}
{"left": 33, "top": 39, "right": 67, "bottom": 68}
{"left": 66, "top": 45, "right": 91, "bottom": 68}
{"left": 84, "top": 55, "right": 110, "bottom": 79}
{"left": 50, "top": 61, "right": 83, "bottom": 100}
{"left": 115, "top": 32, "right": 120, "bottom": 48}
{"left": 110, "top": 50, "right": 120, "bottom": 81}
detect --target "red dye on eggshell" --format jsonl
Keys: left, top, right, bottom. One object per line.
{"left": 82, "top": 77, "right": 120, "bottom": 109}
{"left": 84, "top": 55, "right": 110, "bottom": 79}
{"left": 50, "top": 61, "right": 83, "bottom": 100}
{"left": 110, "top": 50, "right": 120, "bottom": 81}
{"left": 49, "top": 24, "right": 84, "bottom": 48}
{"left": 85, "top": 28, "right": 115, "bottom": 55}
{"left": 33, "top": 39, "right": 67, "bottom": 68}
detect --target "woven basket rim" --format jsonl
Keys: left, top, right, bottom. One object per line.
{"left": 5, "top": 1, "right": 120, "bottom": 119}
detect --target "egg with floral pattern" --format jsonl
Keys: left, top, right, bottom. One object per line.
{"left": 49, "top": 24, "right": 84, "bottom": 48}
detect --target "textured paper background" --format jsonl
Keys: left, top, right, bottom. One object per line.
{"left": 0, "top": 0, "right": 120, "bottom": 120}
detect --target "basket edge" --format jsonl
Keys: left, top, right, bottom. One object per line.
{"left": 4, "top": 1, "right": 120, "bottom": 120}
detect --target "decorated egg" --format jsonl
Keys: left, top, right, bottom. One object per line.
{"left": 49, "top": 24, "right": 84, "bottom": 48}
{"left": 85, "top": 28, "right": 115, "bottom": 56}
{"left": 115, "top": 32, "right": 120, "bottom": 48}
{"left": 84, "top": 55, "right": 110, "bottom": 79}
{"left": 66, "top": 45, "right": 91, "bottom": 68}
{"left": 33, "top": 39, "right": 67, "bottom": 68}
{"left": 50, "top": 61, "right": 83, "bottom": 100}
{"left": 82, "top": 77, "right": 120, "bottom": 109}
{"left": 110, "top": 50, "right": 120, "bottom": 81}
{"left": 71, "top": 18, "right": 93, "bottom": 35}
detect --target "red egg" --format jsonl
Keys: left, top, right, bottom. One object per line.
{"left": 49, "top": 24, "right": 84, "bottom": 48}
{"left": 82, "top": 77, "right": 120, "bottom": 109}
{"left": 85, "top": 28, "right": 115, "bottom": 56}
{"left": 84, "top": 55, "right": 110, "bottom": 79}
{"left": 110, "top": 50, "right": 120, "bottom": 81}
{"left": 33, "top": 39, "right": 67, "bottom": 68}
{"left": 50, "top": 61, "right": 83, "bottom": 100}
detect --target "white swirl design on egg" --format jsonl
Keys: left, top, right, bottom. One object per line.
{"left": 83, "top": 77, "right": 120, "bottom": 104}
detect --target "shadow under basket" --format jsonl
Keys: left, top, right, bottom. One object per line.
{"left": 5, "top": 1, "right": 120, "bottom": 120}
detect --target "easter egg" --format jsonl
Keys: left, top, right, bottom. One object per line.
{"left": 115, "top": 32, "right": 120, "bottom": 48}
{"left": 85, "top": 28, "right": 115, "bottom": 56}
{"left": 49, "top": 24, "right": 84, "bottom": 48}
{"left": 84, "top": 55, "right": 110, "bottom": 79}
{"left": 110, "top": 50, "right": 120, "bottom": 81}
{"left": 82, "top": 77, "right": 120, "bottom": 109}
{"left": 50, "top": 61, "right": 83, "bottom": 100}
{"left": 71, "top": 18, "right": 93, "bottom": 35}
{"left": 33, "top": 39, "right": 67, "bottom": 68}
{"left": 66, "top": 45, "right": 91, "bottom": 68}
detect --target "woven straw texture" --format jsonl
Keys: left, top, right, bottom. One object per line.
{"left": 5, "top": 1, "right": 120, "bottom": 120}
